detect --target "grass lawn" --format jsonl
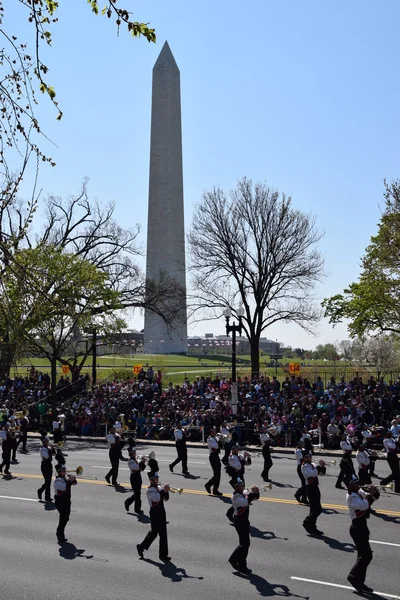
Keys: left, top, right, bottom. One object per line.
{"left": 13, "top": 355, "right": 378, "bottom": 385}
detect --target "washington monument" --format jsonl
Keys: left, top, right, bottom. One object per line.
{"left": 144, "top": 42, "right": 187, "bottom": 354}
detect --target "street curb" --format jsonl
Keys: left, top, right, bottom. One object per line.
{"left": 26, "top": 432, "right": 354, "bottom": 458}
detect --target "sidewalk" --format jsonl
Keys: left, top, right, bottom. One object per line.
{"left": 26, "top": 431, "right": 352, "bottom": 458}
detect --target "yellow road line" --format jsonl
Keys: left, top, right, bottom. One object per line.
{"left": 13, "top": 473, "right": 400, "bottom": 517}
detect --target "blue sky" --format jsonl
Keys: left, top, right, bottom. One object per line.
{"left": 9, "top": 0, "right": 400, "bottom": 349}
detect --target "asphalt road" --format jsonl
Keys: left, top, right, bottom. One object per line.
{"left": 2, "top": 440, "right": 400, "bottom": 600}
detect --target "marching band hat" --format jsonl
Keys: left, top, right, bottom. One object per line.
{"left": 301, "top": 449, "right": 310, "bottom": 458}
{"left": 148, "top": 471, "right": 159, "bottom": 480}
{"left": 56, "top": 464, "right": 66, "bottom": 473}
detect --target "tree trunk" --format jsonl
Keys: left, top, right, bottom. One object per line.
{"left": 0, "top": 336, "right": 16, "bottom": 381}
{"left": 250, "top": 337, "right": 260, "bottom": 380}
{"left": 51, "top": 355, "right": 57, "bottom": 418}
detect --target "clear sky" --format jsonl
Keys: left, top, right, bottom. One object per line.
{"left": 8, "top": 0, "right": 400, "bottom": 349}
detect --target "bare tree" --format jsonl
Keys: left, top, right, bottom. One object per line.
{"left": 36, "top": 180, "right": 185, "bottom": 323}
{"left": 362, "top": 335, "right": 399, "bottom": 378}
{"left": 188, "top": 178, "right": 324, "bottom": 377}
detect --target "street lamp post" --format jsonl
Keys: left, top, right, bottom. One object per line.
{"left": 223, "top": 305, "right": 245, "bottom": 415}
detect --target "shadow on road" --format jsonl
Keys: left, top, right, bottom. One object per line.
{"left": 316, "top": 534, "right": 355, "bottom": 553}
{"left": 270, "top": 481, "right": 294, "bottom": 489}
{"left": 143, "top": 558, "right": 204, "bottom": 582}
{"left": 235, "top": 573, "right": 309, "bottom": 599}
{"left": 129, "top": 512, "right": 151, "bottom": 524}
{"left": 58, "top": 542, "right": 108, "bottom": 563}
{"left": 322, "top": 508, "right": 340, "bottom": 515}
{"left": 250, "top": 526, "right": 288, "bottom": 541}
{"left": 113, "top": 484, "right": 128, "bottom": 493}
{"left": 371, "top": 512, "right": 400, "bottom": 524}
{"left": 170, "top": 473, "right": 201, "bottom": 480}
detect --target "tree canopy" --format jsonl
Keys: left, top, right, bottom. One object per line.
{"left": 188, "top": 177, "right": 324, "bottom": 377}
{"left": 323, "top": 180, "right": 400, "bottom": 337}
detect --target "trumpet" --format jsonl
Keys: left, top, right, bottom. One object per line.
{"left": 161, "top": 483, "right": 183, "bottom": 494}
{"left": 67, "top": 466, "right": 98, "bottom": 480}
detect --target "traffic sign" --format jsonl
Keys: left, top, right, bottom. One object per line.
{"left": 289, "top": 362, "right": 301, "bottom": 375}
{"left": 133, "top": 364, "right": 142, "bottom": 375}
{"left": 269, "top": 354, "right": 283, "bottom": 360}
{"left": 61, "top": 364, "right": 69, "bottom": 375}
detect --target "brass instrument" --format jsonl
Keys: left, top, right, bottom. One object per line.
{"left": 259, "top": 482, "right": 273, "bottom": 491}
{"left": 217, "top": 432, "right": 232, "bottom": 444}
{"left": 57, "top": 441, "right": 69, "bottom": 450}
{"left": 169, "top": 486, "right": 184, "bottom": 495}
{"left": 161, "top": 483, "right": 183, "bottom": 494}
{"left": 360, "top": 484, "right": 381, "bottom": 499}
{"left": 378, "top": 482, "right": 395, "bottom": 493}
{"left": 138, "top": 451, "right": 156, "bottom": 462}
{"left": 67, "top": 466, "right": 98, "bottom": 480}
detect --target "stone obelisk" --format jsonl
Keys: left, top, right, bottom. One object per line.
{"left": 144, "top": 41, "right": 187, "bottom": 354}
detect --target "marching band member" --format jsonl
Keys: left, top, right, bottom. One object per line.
{"left": 54, "top": 464, "right": 78, "bottom": 543}
{"left": 105, "top": 427, "right": 123, "bottom": 486}
{"left": 356, "top": 443, "right": 371, "bottom": 486}
{"left": 137, "top": 472, "right": 171, "bottom": 562}
{"left": 148, "top": 452, "right": 159, "bottom": 474}
{"left": 169, "top": 423, "right": 189, "bottom": 475}
{"left": 0, "top": 423, "right": 12, "bottom": 476}
{"left": 52, "top": 417, "right": 63, "bottom": 445}
{"left": 380, "top": 431, "right": 400, "bottom": 493}
{"left": 294, "top": 443, "right": 308, "bottom": 504}
{"left": 346, "top": 475, "right": 379, "bottom": 593}
{"left": 37, "top": 437, "right": 55, "bottom": 502}
{"left": 221, "top": 422, "right": 232, "bottom": 465}
{"left": 336, "top": 435, "right": 355, "bottom": 490}
{"left": 260, "top": 426, "right": 273, "bottom": 483}
{"left": 54, "top": 447, "right": 66, "bottom": 476}
{"left": 205, "top": 427, "right": 223, "bottom": 496}
{"left": 228, "top": 477, "right": 259, "bottom": 575}
{"left": 125, "top": 450, "right": 146, "bottom": 514}
{"left": 10, "top": 423, "right": 19, "bottom": 463}
{"left": 226, "top": 444, "right": 251, "bottom": 522}
{"left": 301, "top": 451, "right": 324, "bottom": 536}
{"left": 16, "top": 412, "right": 29, "bottom": 454}
{"left": 361, "top": 425, "right": 376, "bottom": 477}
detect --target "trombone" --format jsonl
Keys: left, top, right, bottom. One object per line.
{"left": 67, "top": 466, "right": 98, "bottom": 480}
{"left": 378, "top": 482, "right": 395, "bottom": 493}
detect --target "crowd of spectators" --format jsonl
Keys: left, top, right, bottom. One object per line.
{"left": 1, "top": 366, "right": 400, "bottom": 449}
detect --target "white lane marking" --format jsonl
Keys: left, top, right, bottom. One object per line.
{"left": 371, "top": 540, "right": 400, "bottom": 548}
{"left": 290, "top": 577, "right": 400, "bottom": 599}
{"left": 92, "top": 466, "right": 129, "bottom": 471}
{"left": 0, "top": 495, "right": 38, "bottom": 502}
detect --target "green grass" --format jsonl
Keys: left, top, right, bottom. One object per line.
{"left": 12, "top": 354, "right": 378, "bottom": 385}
